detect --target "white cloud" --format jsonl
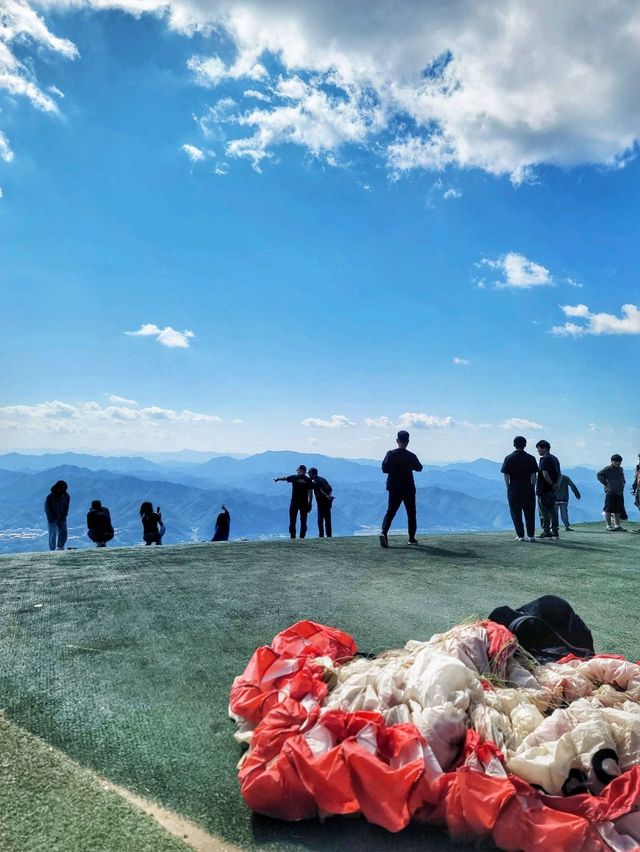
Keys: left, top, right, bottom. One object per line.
{"left": 500, "top": 417, "right": 544, "bottom": 431}
{"left": 107, "top": 394, "right": 138, "bottom": 405}
{"left": 479, "top": 252, "right": 552, "bottom": 289}
{"left": 0, "top": 132, "right": 14, "bottom": 163}
{"left": 16, "top": 2, "right": 640, "bottom": 180}
{"left": 588, "top": 422, "right": 603, "bottom": 432}
{"left": 244, "top": 89, "right": 271, "bottom": 102}
{"left": 452, "top": 357, "right": 470, "bottom": 365}
{"left": 125, "top": 323, "right": 195, "bottom": 348}
{"left": 300, "top": 414, "right": 356, "bottom": 429}
{"left": 398, "top": 412, "right": 454, "bottom": 430}
{"left": 364, "top": 416, "right": 394, "bottom": 429}
{"left": 181, "top": 143, "right": 206, "bottom": 162}
{"left": 443, "top": 188, "right": 462, "bottom": 200}
{"left": 551, "top": 303, "right": 640, "bottom": 336}
{"left": 0, "top": 396, "right": 223, "bottom": 447}
{"left": 0, "top": 399, "right": 223, "bottom": 437}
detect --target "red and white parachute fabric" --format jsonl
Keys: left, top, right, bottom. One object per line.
{"left": 229, "top": 620, "right": 640, "bottom": 851}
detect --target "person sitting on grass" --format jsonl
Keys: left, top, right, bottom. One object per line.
{"left": 597, "top": 455, "right": 627, "bottom": 532}
{"left": 87, "top": 500, "right": 114, "bottom": 548}
{"left": 140, "top": 502, "right": 164, "bottom": 545}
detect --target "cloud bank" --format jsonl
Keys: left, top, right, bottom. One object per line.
{"left": 8, "top": 1, "right": 640, "bottom": 180}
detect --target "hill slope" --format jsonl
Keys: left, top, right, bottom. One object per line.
{"left": 0, "top": 527, "right": 637, "bottom": 850}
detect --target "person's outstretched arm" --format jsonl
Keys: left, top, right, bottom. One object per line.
{"left": 569, "top": 479, "right": 581, "bottom": 500}
{"left": 381, "top": 452, "right": 391, "bottom": 473}
{"left": 413, "top": 456, "right": 423, "bottom": 472}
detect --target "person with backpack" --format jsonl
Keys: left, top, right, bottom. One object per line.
{"left": 211, "top": 505, "right": 231, "bottom": 541}
{"left": 308, "top": 467, "right": 334, "bottom": 538}
{"left": 140, "top": 502, "right": 164, "bottom": 545}
{"left": 44, "top": 480, "right": 70, "bottom": 551}
{"left": 87, "top": 500, "right": 114, "bottom": 547}
{"left": 274, "top": 465, "right": 313, "bottom": 539}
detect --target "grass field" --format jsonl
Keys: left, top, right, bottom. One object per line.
{"left": 0, "top": 524, "right": 638, "bottom": 850}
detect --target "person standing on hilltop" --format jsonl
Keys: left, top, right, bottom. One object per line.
{"left": 211, "top": 505, "right": 231, "bottom": 541}
{"left": 535, "top": 440, "right": 561, "bottom": 539}
{"left": 597, "top": 454, "right": 627, "bottom": 532}
{"left": 87, "top": 500, "right": 114, "bottom": 547}
{"left": 632, "top": 453, "right": 640, "bottom": 530}
{"left": 308, "top": 467, "right": 334, "bottom": 538}
{"left": 500, "top": 436, "right": 539, "bottom": 542}
{"left": 555, "top": 474, "right": 581, "bottom": 531}
{"left": 380, "top": 430, "right": 423, "bottom": 548}
{"left": 274, "top": 465, "right": 313, "bottom": 539}
{"left": 44, "top": 480, "right": 70, "bottom": 551}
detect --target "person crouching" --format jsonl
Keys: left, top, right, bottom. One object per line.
{"left": 87, "top": 500, "right": 114, "bottom": 547}
{"left": 140, "top": 502, "right": 164, "bottom": 545}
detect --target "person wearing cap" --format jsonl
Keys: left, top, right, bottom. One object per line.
{"left": 380, "top": 430, "right": 423, "bottom": 548}
{"left": 274, "top": 465, "right": 313, "bottom": 539}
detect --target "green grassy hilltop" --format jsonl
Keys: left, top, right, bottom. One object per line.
{"left": 0, "top": 525, "right": 638, "bottom": 850}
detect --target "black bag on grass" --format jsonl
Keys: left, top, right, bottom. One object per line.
{"left": 488, "top": 595, "right": 594, "bottom": 664}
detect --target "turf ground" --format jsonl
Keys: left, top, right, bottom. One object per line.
{"left": 0, "top": 523, "right": 638, "bottom": 850}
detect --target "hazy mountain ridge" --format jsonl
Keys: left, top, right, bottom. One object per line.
{"left": 0, "top": 451, "right": 617, "bottom": 553}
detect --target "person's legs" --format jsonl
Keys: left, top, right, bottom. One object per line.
{"left": 57, "top": 520, "right": 68, "bottom": 550}
{"left": 523, "top": 494, "right": 536, "bottom": 539}
{"left": 508, "top": 495, "right": 525, "bottom": 539}
{"left": 299, "top": 509, "right": 308, "bottom": 539}
{"left": 48, "top": 522, "right": 57, "bottom": 551}
{"left": 550, "top": 501, "right": 559, "bottom": 536}
{"left": 557, "top": 502, "right": 570, "bottom": 528}
{"left": 289, "top": 503, "right": 298, "bottom": 538}
{"left": 403, "top": 491, "right": 417, "bottom": 540}
{"left": 325, "top": 506, "right": 332, "bottom": 538}
{"left": 538, "top": 495, "right": 552, "bottom": 535}
{"left": 382, "top": 491, "right": 404, "bottom": 536}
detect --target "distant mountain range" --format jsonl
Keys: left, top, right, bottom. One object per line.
{"left": 0, "top": 451, "right": 621, "bottom": 553}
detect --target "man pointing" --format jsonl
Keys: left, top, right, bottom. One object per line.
{"left": 380, "top": 430, "right": 423, "bottom": 548}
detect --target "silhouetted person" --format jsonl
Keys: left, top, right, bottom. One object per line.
{"left": 45, "top": 480, "right": 70, "bottom": 551}
{"left": 140, "top": 501, "right": 164, "bottom": 545}
{"left": 501, "top": 436, "right": 538, "bottom": 541}
{"left": 597, "top": 454, "right": 626, "bottom": 531}
{"left": 380, "top": 430, "right": 423, "bottom": 548}
{"left": 274, "top": 465, "right": 313, "bottom": 539}
{"left": 87, "top": 500, "right": 114, "bottom": 547}
{"left": 308, "top": 467, "right": 333, "bottom": 538}
{"left": 536, "top": 440, "right": 561, "bottom": 539}
{"left": 633, "top": 453, "right": 640, "bottom": 529}
{"left": 211, "top": 505, "right": 231, "bottom": 541}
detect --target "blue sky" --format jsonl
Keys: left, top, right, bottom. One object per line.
{"left": 1, "top": 1, "right": 639, "bottom": 464}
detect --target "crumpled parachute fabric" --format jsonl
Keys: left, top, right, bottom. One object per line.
{"left": 229, "top": 620, "right": 640, "bottom": 851}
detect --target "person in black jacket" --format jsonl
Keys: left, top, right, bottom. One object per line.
{"left": 140, "top": 502, "right": 164, "bottom": 545}
{"left": 87, "top": 500, "right": 114, "bottom": 547}
{"left": 308, "top": 467, "right": 333, "bottom": 538}
{"left": 44, "top": 480, "right": 70, "bottom": 551}
{"left": 274, "top": 465, "right": 313, "bottom": 539}
{"left": 380, "top": 430, "right": 423, "bottom": 548}
{"left": 211, "top": 505, "right": 231, "bottom": 541}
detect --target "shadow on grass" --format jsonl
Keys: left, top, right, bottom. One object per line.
{"left": 251, "top": 813, "right": 483, "bottom": 851}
